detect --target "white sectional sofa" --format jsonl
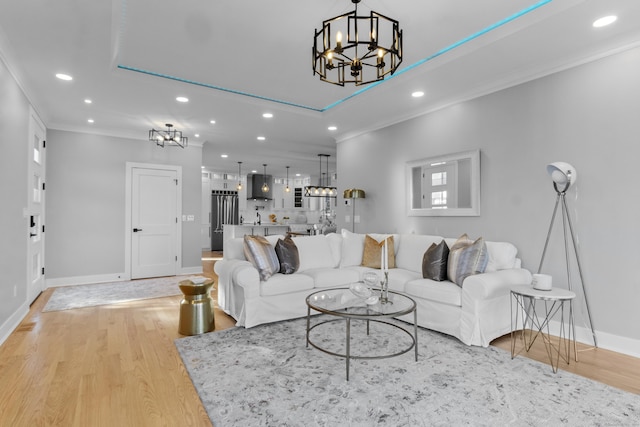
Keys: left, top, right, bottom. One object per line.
{"left": 214, "top": 230, "right": 532, "bottom": 347}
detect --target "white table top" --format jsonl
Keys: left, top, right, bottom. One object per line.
{"left": 511, "top": 284, "right": 576, "bottom": 301}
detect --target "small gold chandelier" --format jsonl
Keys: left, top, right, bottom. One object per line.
{"left": 312, "top": 0, "right": 403, "bottom": 86}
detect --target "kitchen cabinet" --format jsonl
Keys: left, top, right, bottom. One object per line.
{"left": 272, "top": 182, "right": 294, "bottom": 210}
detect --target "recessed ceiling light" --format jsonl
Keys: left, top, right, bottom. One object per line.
{"left": 87, "top": 119, "right": 94, "bottom": 123}
{"left": 295, "top": 173, "right": 301, "bottom": 177}
{"left": 84, "top": 99, "right": 92, "bottom": 104}
{"left": 176, "top": 96, "right": 189, "bottom": 103}
{"left": 201, "top": 166, "right": 205, "bottom": 169}
{"left": 328, "top": 126, "right": 337, "bottom": 131}
{"left": 263, "top": 113, "right": 273, "bottom": 118}
{"left": 412, "top": 91, "right": 425, "bottom": 98}
{"left": 257, "top": 136, "right": 266, "bottom": 141}
{"left": 55, "top": 73, "right": 73, "bottom": 81}
{"left": 251, "top": 170, "right": 257, "bottom": 174}
{"left": 593, "top": 15, "right": 617, "bottom": 28}
{"left": 194, "top": 134, "right": 200, "bottom": 138}
{"left": 221, "top": 154, "right": 228, "bottom": 158}
{"left": 210, "top": 120, "right": 216, "bottom": 124}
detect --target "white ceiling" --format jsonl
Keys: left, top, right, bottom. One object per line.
{"left": 1, "top": 0, "right": 639, "bottom": 178}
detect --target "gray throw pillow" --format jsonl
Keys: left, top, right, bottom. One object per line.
{"left": 275, "top": 236, "right": 300, "bottom": 274}
{"left": 243, "top": 235, "right": 280, "bottom": 281}
{"left": 422, "top": 240, "right": 449, "bottom": 281}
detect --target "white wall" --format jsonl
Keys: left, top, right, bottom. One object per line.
{"left": 338, "top": 46, "right": 640, "bottom": 352}
{"left": 45, "top": 130, "right": 203, "bottom": 282}
{"left": 0, "top": 54, "right": 31, "bottom": 341}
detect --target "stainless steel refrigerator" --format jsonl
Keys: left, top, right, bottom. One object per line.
{"left": 211, "top": 190, "right": 239, "bottom": 251}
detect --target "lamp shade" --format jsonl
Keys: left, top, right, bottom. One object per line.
{"left": 343, "top": 188, "right": 365, "bottom": 199}
{"left": 546, "top": 162, "right": 576, "bottom": 191}
{"left": 351, "top": 189, "right": 366, "bottom": 199}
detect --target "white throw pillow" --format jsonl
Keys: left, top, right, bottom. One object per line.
{"left": 395, "top": 234, "right": 443, "bottom": 273}
{"left": 484, "top": 241, "right": 518, "bottom": 272}
{"left": 339, "top": 229, "right": 365, "bottom": 267}
{"left": 326, "top": 233, "right": 342, "bottom": 267}
{"left": 291, "top": 235, "right": 336, "bottom": 272}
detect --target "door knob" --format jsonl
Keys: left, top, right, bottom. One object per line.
{"left": 133, "top": 228, "right": 143, "bottom": 232}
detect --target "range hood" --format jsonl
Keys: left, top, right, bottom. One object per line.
{"left": 247, "top": 174, "right": 273, "bottom": 200}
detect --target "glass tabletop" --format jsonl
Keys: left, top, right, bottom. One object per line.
{"left": 306, "top": 286, "right": 416, "bottom": 318}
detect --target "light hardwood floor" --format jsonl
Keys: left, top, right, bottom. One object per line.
{"left": 0, "top": 252, "right": 638, "bottom": 426}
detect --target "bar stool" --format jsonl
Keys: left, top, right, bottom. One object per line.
{"left": 178, "top": 278, "right": 215, "bottom": 335}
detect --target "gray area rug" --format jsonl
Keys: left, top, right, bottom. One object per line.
{"left": 175, "top": 316, "right": 640, "bottom": 426}
{"left": 43, "top": 275, "right": 204, "bottom": 312}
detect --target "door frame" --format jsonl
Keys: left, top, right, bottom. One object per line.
{"left": 124, "top": 162, "right": 182, "bottom": 280}
{"left": 26, "top": 106, "right": 46, "bottom": 304}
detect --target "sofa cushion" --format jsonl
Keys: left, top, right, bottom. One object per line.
{"left": 275, "top": 236, "right": 299, "bottom": 274}
{"left": 291, "top": 235, "right": 338, "bottom": 272}
{"left": 301, "top": 268, "right": 360, "bottom": 288}
{"left": 405, "top": 278, "right": 462, "bottom": 307}
{"left": 447, "top": 234, "right": 489, "bottom": 286}
{"left": 259, "top": 273, "right": 315, "bottom": 297}
{"left": 243, "top": 235, "right": 280, "bottom": 281}
{"left": 361, "top": 235, "right": 396, "bottom": 269}
{"left": 340, "top": 229, "right": 365, "bottom": 267}
{"left": 387, "top": 268, "right": 421, "bottom": 292}
{"left": 395, "top": 234, "right": 444, "bottom": 273}
{"left": 422, "top": 240, "right": 449, "bottom": 281}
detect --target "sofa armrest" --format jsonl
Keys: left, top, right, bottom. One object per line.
{"left": 233, "top": 263, "right": 261, "bottom": 299}
{"left": 462, "top": 268, "right": 533, "bottom": 300}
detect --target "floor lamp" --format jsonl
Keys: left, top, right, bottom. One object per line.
{"left": 344, "top": 188, "right": 365, "bottom": 232}
{"left": 538, "top": 162, "right": 597, "bottom": 347}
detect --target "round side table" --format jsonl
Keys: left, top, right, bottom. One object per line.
{"left": 510, "top": 284, "right": 576, "bottom": 373}
{"left": 178, "top": 278, "right": 215, "bottom": 335}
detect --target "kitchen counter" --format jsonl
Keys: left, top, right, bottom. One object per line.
{"left": 223, "top": 225, "right": 291, "bottom": 250}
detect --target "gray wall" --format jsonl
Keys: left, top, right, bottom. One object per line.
{"left": 338, "top": 45, "right": 640, "bottom": 349}
{"left": 0, "top": 55, "right": 30, "bottom": 332}
{"left": 45, "top": 130, "right": 202, "bottom": 279}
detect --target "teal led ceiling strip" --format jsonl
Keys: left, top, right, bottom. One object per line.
{"left": 118, "top": 0, "right": 552, "bottom": 113}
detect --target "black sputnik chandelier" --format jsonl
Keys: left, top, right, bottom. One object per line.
{"left": 149, "top": 123, "right": 188, "bottom": 148}
{"left": 312, "top": 0, "right": 403, "bottom": 86}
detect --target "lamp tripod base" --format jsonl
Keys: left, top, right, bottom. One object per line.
{"left": 538, "top": 191, "right": 597, "bottom": 348}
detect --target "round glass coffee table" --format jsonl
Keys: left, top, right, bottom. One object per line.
{"left": 306, "top": 287, "right": 418, "bottom": 381}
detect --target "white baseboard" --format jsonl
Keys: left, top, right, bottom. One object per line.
{"left": 0, "top": 302, "right": 29, "bottom": 347}
{"left": 180, "top": 266, "right": 204, "bottom": 275}
{"left": 46, "top": 272, "right": 129, "bottom": 288}
{"left": 547, "top": 320, "right": 640, "bottom": 359}
{"left": 46, "top": 268, "right": 204, "bottom": 288}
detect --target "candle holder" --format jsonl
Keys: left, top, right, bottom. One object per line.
{"left": 380, "top": 272, "right": 391, "bottom": 304}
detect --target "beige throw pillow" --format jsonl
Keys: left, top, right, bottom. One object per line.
{"left": 361, "top": 235, "right": 396, "bottom": 269}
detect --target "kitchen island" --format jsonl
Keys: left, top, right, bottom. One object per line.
{"left": 222, "top": 224, "right": 291, "bottom": 253}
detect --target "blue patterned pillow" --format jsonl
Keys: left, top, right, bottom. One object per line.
{"left": 447, "top": 234, "right": 488, "bottom": 286}
{"left": 243, "top": 235, "right": 280, "bottom": 281}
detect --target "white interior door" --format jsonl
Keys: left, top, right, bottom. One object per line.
{"left": 27, "top": 108, "right": 46, "bottom": 304}
{"left": 131, "top": 167, "right": 178, "bottom": 279}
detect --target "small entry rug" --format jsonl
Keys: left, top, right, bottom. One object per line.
{"left": 175, "top": 316, "right": 640, "bottom": 426}
{"left": 43, "top": 275, "right": 204, "bottom": 312}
